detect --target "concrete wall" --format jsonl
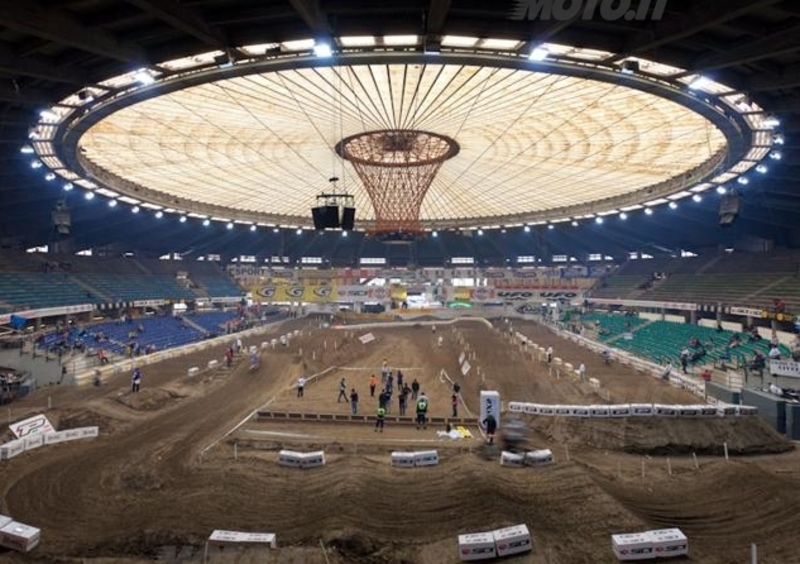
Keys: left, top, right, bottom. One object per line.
{"left": 741, "top": 388, "right": 787, "bottom": 434}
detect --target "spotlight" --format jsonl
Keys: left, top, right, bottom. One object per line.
{"left": 273, "top": 228, "right": 279, "bottom": 233}
{"left": 132, "top": 206, "right": 140, "bottom": 213}
{"left": 571, "top": 220, "right": 578, "bottom": 227}
{"left": 84, "top": 191, "right": 94, "bottom": 200}
{"left": 770, "top": 151, "right": 782, "bottom": 160}
{"left": 227, "top": 222, "right": 234, "bottom": 230}
{"left": 756, "top": 165, "right": 768, "bottom": 174}
{"left": 313, "top": 42, "right": 332, "bottom": 58}
{"left": 669, "top": 202, "right": 678, "bottom": 209}
{"left": 109, "top": 200, "right": 117, "bottom": 207}
{"left": 134, "top": 69, "right": 155, "bottom": 85}
{"left": 432, "top": 230, "right": 438, "bottom": 237}
{"left": 644, "top": 208, "right": 653, "bottom": 215}
{"left": 30, "top": 160, "right": 42, "bottom": 169}
{"left": 203, "top": 219, "right": 210, "bottom": 226}
{"left": 341, "top": 230, "right": 348, "bottom": 237}
{"left": 477, "top": 229, "right": 484, "bottom": 235}
{"left": 179, "top": 215, "right": 187, "bottom": 223}
{"left": 688, "top": 76, "right": 712, "bottom": 90}
{"left": 595, "top": 217, "right": 603, "bottom": 224}
{"left": 20, "top": 145, "right": 34, "bottom": 154}
{"left": 250, "top": 224, "right": 257, "bottom": 232}
{"left": 155, "top": 211, "right": 163, "bottom": 218}
{"left": 547, "top": 224, "right": 554, "bottom": 230}
{"left": 529, "top": 47, "right": 549, "bottom": 61}
{"left": 619, "top": 212, "right": 628, "bottom": 220}
{"left": 523, "top": 225, "right": 531, "bottom": 233}
{"left": 63, "top": 183, "right": 73, "bottom": 191}
{"left": 773, "top": 134, "right": 785, "bottom": 145}
{"left": 44, "top": 172, "right": 56, "bottom": 181}
{"left": 716, "top": 186, "right": 727, "bottom": 194}
{"left": 693, "top": 194, "right": 702, "bottom": 203}
{"left": 737, "top": 177, "right": 749, "bottom": 185}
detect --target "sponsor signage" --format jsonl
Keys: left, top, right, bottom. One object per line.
{"left": 479, "top": 391, "right": 501, "bottom": 430}
{"left": 590, "top": 298, "right": 698, "bottom": 311}
{"left": 0, "top": 303, "right": 94, "bottom": 325}
{"left": 251, "top": 284, "right": 391, "bottom": 303}
{"left": 9, "top": 414, "right": 56, "bottom": 440}
{"left": 770, "top": 360, "right": 800, "bottom": 379}
{"left": 729, "top": 306, "right": 764, "bottom": 317}
{"left": 492, "top": 289, "right": 582, "bottom": 302}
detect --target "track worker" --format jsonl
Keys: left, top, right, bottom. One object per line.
{"left": 131, "top": 367, "right": 142, "bottom": 393}
{"left": 416, "top": 392, "right": 429, "bottom": 430}
{"left": 482, "top": 413, "right": 497, "bottom": 445}
{"left": 375, "top": 405, "right": 386, "bottom": 433}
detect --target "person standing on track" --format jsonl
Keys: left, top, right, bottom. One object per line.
{"left": 411, "top": 378, "right": 420, "bottom": 400}
{"left": 451, "top": 393, "right": 458, "bottom": 418}
{"left": 369, "top": 374, "right": 377, "bottom": 397}
{"left": 546, "top": 346, "right": 553, "bottom": 364}
{"left": 482, "top": 414, "right": 497, "bottom": 445}
{"left": 131, "top": 367, "right": 142, "bottom": 393}
{"left": 337, "top": 377, "right": 347, "bottom": 402}
{"left": 296, "top": 375, "right": 306, "bottom": 397}
{"left": 416, "top": 392, "right": 429, "bottom": 430}
{"left": 398, "top": 384, "right": 409, "bottom": 416}
{"left": 350, "top": 388, "right": 359, "bottom": 415}
{"left": 374, "top": 404, "right": 386, "bottom": 433}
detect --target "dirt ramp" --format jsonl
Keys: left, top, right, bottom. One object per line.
{"left": 530, "top": 416, "right": 792, "bottom": 455}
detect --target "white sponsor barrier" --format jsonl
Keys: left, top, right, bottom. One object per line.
{"left": 413, "top": 450, "right": 439, "bottom": 467}
{"left": 359, "top": 333, "right": 376, "bottom": 344}
{"left": 461, "top": 361, "right": 471, "bottom": 376}
{"left": 677, "top": 405, "right": 700, "bottom": 417}
{"left": 737, "top": 405, "right": 758, "bottom": 416}
{"left": 493, "top": 524, "right": 532, "bottom": 557}
{"left": 278, "top": 450, "right": 303, "bottom": 468}
{"left": 300, "top": 451, "right": 326, "bottom": 468}
{"left": 208, "top": 530, "right": 277, "bottom": 548}
{"left": 208, "top": 359, "right": 220, "bottom": 370}
{"left": 0, "top": 515, "right": 11, "bottom": 529}
{"left": 23, "top": 434, "right": 44, "bottom": 452}
{"left": 612, "top": 529, "right": 688, "bottom": 561}
{"left": 500, "top": 451, "right": 526, "bottom": 467}
{"left": 698, "top": 406, "right": 718, "bottom": 417}
{"left": 390, "top": 452, "right": 416, "bottom": 468}
{"left": 589, "top": 377, "right": 601, "bottom": 390}
{"left": 769, "top": 359, "right": 800, "bottom": 378}
{"left": 458, "top": 532, "right": 497, "bottom": 561}
{"left": 553, "top": 405, "right": 571, "bottom": 416}
{"left": 9, "top": 414, "right": 56, "bottom": 439}
{"left": 187, "top": 367, "right": 200, "bottom": 377}
{"left": 609, "top": 405, "right": 631, "bottom": 418}
{"left": 630, "top": 404, "right": 654, "bottom": 416}
{"left": 589, "top": 405, "right": 610, "bottom": 418}
{"left": 612, "top": 532, "right": 654, "bottom": 561}
{"left": 716, "top": 405, "right": 737, "bottom": 417}
{"left": 569, "top": 406, "right": 590, "bottom": 417}
{"left": 278, "top": 450, "right": 326, "bottom": 468}
{"left": 654, "top": 405, "right": 678, "bottom": 417}
{"left": 523, "top": 404, "right": 541, "bottom": 415}
{"left": 650, "top": 528, "right": 688, "bottom": 558}
{"left": 0, "top": 440, "right": 25, "bottom": 460}
{"left": 0, "top": 521, "right": 41, "bottom": 553}
{"left": 508, "top": 402, "right": 524, "bottom": 413}
{"left": 525, "top": 449, "right": 554, "bottom": 466}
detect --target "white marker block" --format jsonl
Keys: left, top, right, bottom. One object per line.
{"left": 187, "top": 367, "right": 200, "bottom": 377}
{"left": 538, "top": 406, "right": 555, "bottom": 416}
{"left": 698, "top": 406, "right": 718, "bottom": 417}
{"left": 569, "top": 406, "right": 590, "bottom": 417}
{"left": 0, "top": 515, "right": 12, "bottom": 529}
{"left": 261, "top": 342, "right": 269, "bottom": 350}
{"left": 525, "top": 449, "right": 554, "bottom": 466}
{"left": 508, "top": 402, "right": 525, "bottom": 413}
{"left": 0, "top": 521, "right": 41, "bottom": 553}
{"left": 609, "top": 404, "right": 631, "bottom": 418}
{"left": 500, "top": 451, "right": 525, "bottom": 467}
{"left": 208, "top": 359, "right": 219, "bottom": 369}
{"left": 589, "top": 377, "right": 601, "bottom": 390}
{"left": 553, "top": 405, "right": 571, "bottom": 416}
{"left": 249, "top": 345, "right": 258, "bottom": 354}
{"left": 716, "top": 405, "right": 737, "bottom": 417}
{"left": 523, "top": 404, "right": 541, "bottom": 415}
{"left": 629, "top": 404, "right": 654, "bottom": 416}
{"left": 492, "top": 524, "right": 532, "bottom": 557}
{"left": 414, "top": 450, "right": 439, "bottom": 467}
{"left": 589, "top": 405, "right": 610, "bottom": 418}
{"left": 654, "top": 405, "right": 678, "bottom": 417}
{"left": 300, "top": 451, "right": 326, "bottom": 468}
{"left": 24, "top": 434, "right": 44, "bottom": 452}
{"left": 278, "top": 450, "right": 303, "bottom": 468}
{"left": 458, "top": 531, "right": 496, "bottom": 561}
{"left": 0, "top": 440, "right": 25, "bottom": 460}
{"left": 611, "top": 532, "right": 655, "bottom": 561}
{"left": 678, "top": 405, "right": 700, "bottom": 417}
{"left": 391, "top": 452, "right": 416, "bottom": 468}
{"left": 649, "top": 528, "right": 688, "bottom": 558}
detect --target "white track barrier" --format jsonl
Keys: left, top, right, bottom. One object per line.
{"left": 208, "top": 360, "right": 219, "bottom": 370}
{"left": 500, "top": 451, "right": 525, "bottom": 467}
{"left": 0, "top": 520, "right": 41, "bottom": 553}
{"left": 278, "top": 450, "right": 325, "bottom": 469}
{"left": 650, "top": 529, "right": 688, "bottom": 558}
{"left": 391, "top": 452, "right": 416, "bottom": 468}
{"left": 458, "top": 532, "right": 497, "bottom": 561}
{"left": 413, "top": 450, "right": 439, "bottom": 467}
{"left": 525, "top": 449, "right": 554, "bottom": 466}
{"left": 1, "top": 426, "right": 98, "bottom": 461}
{"left": 187, "top": 367, "right": 200, "bottom": 377}
{"left": 612, "top": 532, "right": 654, "bottom": 561}
{"left": 506, "top": 402, "right": 748, "bottom": 419}
{"left": 493, "top": 524, "right": 532, "bottom": 557}
{"left": 208, "top": 530, "right": 277, "bottom": 549}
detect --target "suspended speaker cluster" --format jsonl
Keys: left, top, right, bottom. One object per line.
{"left": 311, "top": 189, "right": 355, "bottom": 230}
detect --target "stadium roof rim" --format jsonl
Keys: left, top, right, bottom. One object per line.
{"left": 46, "top": 48, "right": 754, "bottom": 231}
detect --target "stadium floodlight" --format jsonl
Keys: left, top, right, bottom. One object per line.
{"left": 132, "top": 205, "right": 140, "bottom": 213}
{"left": 134, "top": 69, "right": 156, "bottom": 85}
{"left": 523, "top": 225, "right": 531, "bottom": 233}
{"left": 717, "top": 186, "right": 727, "bottom": 194}
{"left": 202, "top": 218, "right": 210, "bottom": 226}
{"left": 572, "top": 220, "right": 579, "bottom": 226}
{"left": 547, "top": 224, "right": 554, "bottom": 230}
{"left": 773, "top": 134, "right": 785, "bottom": 145}
{"left": 155, "top": 211, "right": 163, "bottom": 218}
{"left": 688, "top": 76, "right": 712, "bottom": 90}
{"left": 30, "top": 160, "right": 42, "bottom": 169}
{"left": 84, "top": 191, "right": 94, "bottom": 200}
{"left": 313, "top": 42, "right": 332, "bottom": 58}
{"left": 20, "top": 145, "right": 34, "bottom": 154}
{"left": 769, "top": 151, "right": 782, "bottom": 160}
{"left": 619, "top": 212, "right": 628, "bottom": 220}
{"left": 63, "top": 183, "right": 73, "bottom": 191}
{"left": 644, "top": 208, "right": 653, "bottom": 215}
{"left": 109, "top": 200, "right": 117, "bottom": 207}
{"left": 44, "top": 172, "right": 56, "bottom": 181}
{"left": 595, "top": 217, "right": 603, "bottom": 224}
{"left": 432, "top": 230, "right": 438, "bottom": 237}
{"left": 693, "top": 194, "right": 702, "bottom": 202}
{"left": 477, "top": 229, "right": 484, "bottom": 235}
{"left": 529, "top": 47, "right": 549, "bottom": 61}
{"left": 763, "top": 116, "right": 780, "bottom": 128}
{"left": 227, "top": 222, "right": 234, "bottom": 230}
{"left": 737, "top": 176, "right": 749, "bottom": 185}
{"left": 669, "top": 202, "right": 678, "bottom": 209}
{"left": 179, "top": 215, "right": 187, "bottom": 223}
{"left": 250, "top": 224, "right": 257, "bottom": 232}
{"left": 341, "top": 230, "right": 348, "bottom": 237}
{"left": 39, "top": 109, "right": 59, "bottom": 122}
{"left": 756, "top": 165, "right": 768, "bottom": 174}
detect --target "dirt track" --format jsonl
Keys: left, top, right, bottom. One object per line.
{"left": 0, "top": 317, "right": 797, "bottom": 564}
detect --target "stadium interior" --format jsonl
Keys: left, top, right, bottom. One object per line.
{"left": 1, "top": 1, "right": 800, "bottom": 563}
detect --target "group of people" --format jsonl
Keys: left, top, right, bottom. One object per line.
{"left": 295, "top": 359, "right": 463, "bottom": 433}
